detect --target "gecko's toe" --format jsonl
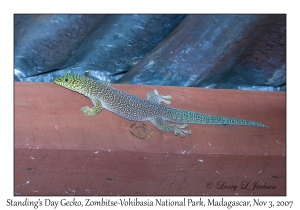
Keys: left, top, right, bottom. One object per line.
{"left": 179, "top": 124, "right": 188, "bottom": 129}
{"left": 186, "top": 130, "right": 192, "bottom": 135}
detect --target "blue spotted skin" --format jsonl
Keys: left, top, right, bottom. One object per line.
{"left": 53, "top": 73, "right": 268, "bottom": 137}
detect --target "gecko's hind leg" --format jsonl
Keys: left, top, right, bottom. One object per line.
{"left": 150, "top": 117, "right": 192, "bottom": 138}
{"left": 147, "top": 89, "right": 172, "bottom": 104}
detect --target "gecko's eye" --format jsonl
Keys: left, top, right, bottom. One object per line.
{"left": 65, "top": 78, "right": 69, "bottom": 82}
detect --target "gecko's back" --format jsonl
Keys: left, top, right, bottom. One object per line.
{"left": 97, "top": 85, "right": 169, "bottom": 121}
{"left": 54, "top": 73, "right": 267, "bottom": 137}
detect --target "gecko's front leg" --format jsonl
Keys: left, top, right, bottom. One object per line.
{"left": 80, "top": 99, "right": 103, "bottom": 116}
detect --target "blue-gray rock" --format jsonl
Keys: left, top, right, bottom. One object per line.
{"left": 14, "top": 14, "right": 186, "bottom": 82}
{"left": 14, "top": 14, "right": 106, "bottom": 78}
{"left": 116, "top": 14, "right": 286, "bottom": 90}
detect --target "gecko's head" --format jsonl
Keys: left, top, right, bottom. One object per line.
{"left": 53, "top": 73, "right": 86, "bottom": 93}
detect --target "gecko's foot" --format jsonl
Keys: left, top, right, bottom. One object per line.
{"left": 147, "top": 89, "right": 172, "bottom": 104}
{"left": 174, "top": 124, "right": 192, "bottom": 138}
{"left": 154, "top": 89, "right": 172, "bottom": 104}
{"left": 150, "top": 117, "right": 192, "bottom": 138}
{"left": 80, "top": 106, "right": 96, "bottom": 116}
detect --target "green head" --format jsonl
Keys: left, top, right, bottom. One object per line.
{"left": 53, "top": 73, "right": 89, "bottom": 94}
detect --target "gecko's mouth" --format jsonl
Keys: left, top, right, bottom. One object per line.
{"left": 53, "top": 77, "right": 65, "bottom": 86}
{"left": 53, "top": 79, "right": 62, "bottom": 86}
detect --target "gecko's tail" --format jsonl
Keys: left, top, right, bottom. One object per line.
{"left": 165, "top": 108, "right": 268, "bottom": 128}
{"left": 200, "top": 114, "right": 269, "bottom": 128}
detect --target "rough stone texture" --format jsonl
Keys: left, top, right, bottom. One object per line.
{"left": 15, "top": 82, "right": 285, "bottom": 195}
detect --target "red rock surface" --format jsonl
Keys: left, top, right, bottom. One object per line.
{"left": 14, "top": 82, "right": 285, "bottom": 195}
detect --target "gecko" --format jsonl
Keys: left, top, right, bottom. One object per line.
{"left": 53, "top": 73, "right": 268, "bottom": 137}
